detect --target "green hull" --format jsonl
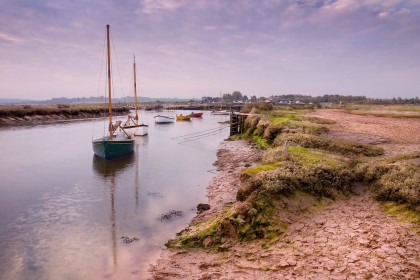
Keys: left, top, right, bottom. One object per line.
{"left": 92, "top": 137, "right": 135, "bottom": 159}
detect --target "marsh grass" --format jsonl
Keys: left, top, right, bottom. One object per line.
{"left": 375, "top": 165, "right": 420, "bottom": 206}
{"left": 240, "top": 102, "right": 273, "bottom": 113}
{"left": 166, "top": 193, "right": 286, "bottom": 250}
{"left": 345, "top": 105, "right": 420, "bottom": 118}
{"left": 274, "top": 134, "right": 384, "bottom": 157}
{"left": 0, "top": 104, "right": 129, "bottom": 119}
{"left": 380, "top": 202, "right": 420, "bottom": 228}
{"left": 169, "top": 107, "right": 419, "bottom": 251}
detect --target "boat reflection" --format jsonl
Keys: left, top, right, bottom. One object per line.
{"left": 92, "top": 154, "right": 135, "bottom": 271}
{"left": 92, "top": 153, "right": 135, "bottom": 177}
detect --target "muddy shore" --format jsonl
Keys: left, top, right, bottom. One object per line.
{"left": 0, "top": 104, "right": 129, "bottom": 127}
{"left": 149, "top": 109, "right": 419, "bottom": 280}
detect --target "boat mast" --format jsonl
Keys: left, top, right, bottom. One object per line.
{"left": 133, "top": 55, "right": 138, "bottom": 121}
{"left": 106, "top": 24, "right": 113, "bottom": 140}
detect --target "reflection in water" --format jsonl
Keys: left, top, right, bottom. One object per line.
{"left": 0, "top": 111, "right": 229, "bottom": 279}
{"left": 135, "top": 150, "right": 140, "bottom": 209}
{"left": 92, "top": 154, "right": 135, "bottom": 272}
{"left": 110, "top": 176, "right": 117, "bottom": 267}
{"left": 92, "top": 154, "right": 135, "bottom": 177}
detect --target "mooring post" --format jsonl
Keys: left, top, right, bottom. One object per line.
{"left": 230, "top": 114, "right": 237, "bottom": 136}
{"left": 284, "top": 140, "right": 289, "bottom": 155}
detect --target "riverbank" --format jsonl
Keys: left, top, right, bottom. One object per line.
{"left": 0, "top": 104, "right": 129, "bottom": 127}
{"left": 149, "top": 109, "right": 419, "bottom": 280}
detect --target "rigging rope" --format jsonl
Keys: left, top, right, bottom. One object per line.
{"left": 110, "top": 30, "right": 127, "bottom": 102}
{"left": 92, "top": 28, "right": 107, "bottom": 141}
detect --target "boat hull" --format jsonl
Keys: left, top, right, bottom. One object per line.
{"left": 190, "top": 112, "right": 203, "bottom": 118}
{"left": 92, "top": 137, "right": 135, "bottom": 159}
{"left": 154, "top": 115, "right": 174, "bottom": 124}
{"left": 176, "top": 115, "right": 191, "bottom": 121}
{"left": 121, "top": 123, "right": 149, "bottom": 136}
{"left": 211, "top": 110, "right": 229, "bottom": 115}
{"left": 133, "top": 127, "right": 148, "bottom": 136}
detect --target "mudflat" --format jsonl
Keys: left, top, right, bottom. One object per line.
{"left": 149, "top": 109, "right": 419, "bottom": 280}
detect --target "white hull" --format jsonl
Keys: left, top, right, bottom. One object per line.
{"left": 211, "top": 110, "right": 230, "bottom": 115}
{"left": 154, "top": 115, "right": 175, "bottom": 124}
{"left": 123, "top": 126, "right": 148, "bottom": 136}
{"left": 121, "top": 121, "right": 149, "bottom": 136}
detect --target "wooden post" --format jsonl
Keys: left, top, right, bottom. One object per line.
{"left": 284, "top": 140, "right": 289, "bottom": 155}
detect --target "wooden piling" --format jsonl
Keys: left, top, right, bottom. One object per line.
{"left": 230, "top": 113, "right": 249, "bottom": 136}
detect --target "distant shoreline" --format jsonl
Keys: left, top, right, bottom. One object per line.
{"left": 0, "top": 104, "right": 129, "bottom": 127}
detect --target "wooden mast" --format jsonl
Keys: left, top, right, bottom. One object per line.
{"left": 133, "top": 55, "right": 138, "bottom": 121}
{"left": 106, "top": 24, "right": 113, "bottom": 140}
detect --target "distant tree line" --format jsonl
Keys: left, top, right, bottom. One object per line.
{"left": 270, "top": 94, "right": 419, "bottom": 105}
{"left": 202, "top": 91, "right": 263, "bottom": 103}
{"left": 202, "top": 92, "right": 419, "bottom": 105}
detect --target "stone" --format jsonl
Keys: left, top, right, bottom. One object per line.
{"left": 197, "top": 203, "right": 211, "bottom": 214}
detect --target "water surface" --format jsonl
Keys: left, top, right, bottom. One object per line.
{"left": 0, "top": 110, "right": 229, "bottom": 279}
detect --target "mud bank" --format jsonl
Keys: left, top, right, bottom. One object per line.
{"left": 149, "top": 110, "right": 419, "bottom": 280}
{"left": 0, "top": 113, "right": 104, "bottom": 126}
{"left": 0, "top": 105, "right": 129, "bottom": 127}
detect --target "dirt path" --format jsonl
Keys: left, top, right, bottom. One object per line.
{"left": 149, "top": 111, "right": 420, "bottom": 280}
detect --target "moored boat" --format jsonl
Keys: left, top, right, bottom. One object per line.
{"left": 121, "top": 55, "right": 148, "bottom": 136}
{"left": 190, "top": 112, "right": 203, "bottom": 118}
{"left": 154, "top": 114, "right": 175, "bottom": 124}
{"left": 176, "top": 115, "right": 192, "bottom": 121}
{"left": 93, "top": 132, "right": 135, "bottom": 159}
{"left": 211, "top": 110, "right": 230, "bottom": 115}
{"left": 92, "top": 25, "right": 135, "bottom": 159}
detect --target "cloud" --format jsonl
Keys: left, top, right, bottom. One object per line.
{"left": 0, "top": 32, "right": 25, "bottom": 45}
{"left": 140, "top": 0, "right": 186, "bottom": 14}
{"left": 1, "top": 0, "right": 420, "bottom": 99}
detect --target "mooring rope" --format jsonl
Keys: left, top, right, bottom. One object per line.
{"left": 177, "top": 126, "right": 229, "bottom": 144}
{"left": 178, "top": 127, "right": 228, "bottom": 141}
{"left": 171, "top": 124, "right": 229, "bottom": 139}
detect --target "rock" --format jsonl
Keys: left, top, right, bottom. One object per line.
{"left": 197, "top": 203, "right": 211, "bottom": 214}
{"left": 160, "top": 210, "right": 183, "bottom": 221}
{"left": 121, "top": 236, "right": 139, "bottom": 243}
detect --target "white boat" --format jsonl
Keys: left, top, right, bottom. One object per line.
{"left": 154, "top": 115, "right": 175, "bottom": 124}
{"left": 122, "top": 120, "right": 148, "bottom": 136}
{"left": 212, "top": 91, "right": 230, "bottom": 115}
{"left": 211, "top": 110, "right": 230, "bottom": 115}
{"left": 121, "top": 55, "right": 148, "bottom": 136}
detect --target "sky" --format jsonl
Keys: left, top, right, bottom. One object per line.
{"left": 0, "top": 0, "right": 419, "bottom": 100}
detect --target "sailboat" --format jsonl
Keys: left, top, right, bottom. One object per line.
{"left": 92, "top": 25, "right": 135, "bottom": 159}
{"left": 121, "top": 55, "right": 149, "bottom": 136}
{"left": 211, "top": 91, "right": 230, "bottom": 115}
